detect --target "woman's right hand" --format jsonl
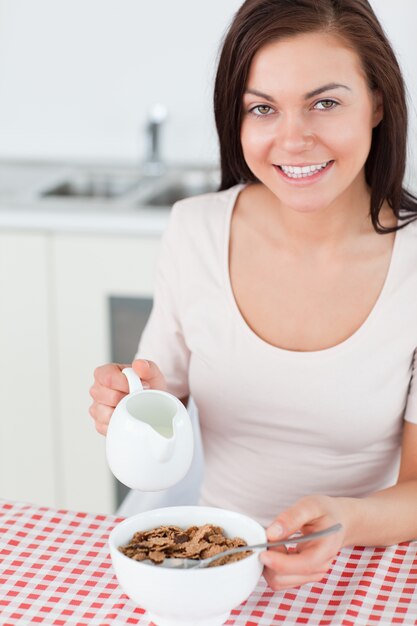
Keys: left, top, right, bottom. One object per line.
{"left": 89, "top": 359, "right": 167, "bottom": 435}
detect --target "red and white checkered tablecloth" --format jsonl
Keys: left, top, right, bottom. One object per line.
{"left": 1, "top": 499, "right": 417, "bottom": 626}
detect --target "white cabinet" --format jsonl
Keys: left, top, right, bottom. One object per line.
{"left": 0, "top": 232, "right": 56, "bottom": 506}
{"left": 51, "top": 233, "right": 161, "bottom": 514}
{"left": 0, "top": 229, "right": 161, "bottom": 514}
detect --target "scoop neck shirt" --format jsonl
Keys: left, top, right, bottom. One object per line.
{"left": 136, "top": 185, "right": 417, "bottom": 526}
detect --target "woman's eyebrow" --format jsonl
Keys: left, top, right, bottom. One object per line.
{"left": 244, "top": 83, "right": 351, "bottom": 101}
{"left": 244, "top": 88, "right": 277, "bottom": 102}
{"left": 305, "top": 83, "right": 351, "bottom": 98}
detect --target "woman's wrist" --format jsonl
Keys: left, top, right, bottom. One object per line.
{"left": 335, "top": 496, "right": 363, "bottom": 547}
{"left": 335, "top": 483, "right": 417, "bottom": 548}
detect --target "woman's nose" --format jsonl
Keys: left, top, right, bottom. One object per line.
{"left": 277, "top": 113, "right": 314, "bottom": 152}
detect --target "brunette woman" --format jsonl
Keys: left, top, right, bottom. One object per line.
{"left": 90, "top": 0, "right": 417, "bottom": 590}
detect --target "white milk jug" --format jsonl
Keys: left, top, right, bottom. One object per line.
{"left": 106, "top": 368, "right": 194, "bottom": 491}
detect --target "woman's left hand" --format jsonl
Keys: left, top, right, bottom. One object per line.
{"left": 261, "top": 495, "right": 347, "bottom": 591}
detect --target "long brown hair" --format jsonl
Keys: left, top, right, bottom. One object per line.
{"left": 213, "top": 0, "right": 417, "bottom": 232}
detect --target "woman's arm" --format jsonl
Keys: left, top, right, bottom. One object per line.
{"left": 339, "top": 420, "right": 417, "bottom": 547}
{"left": 261, "top": 421, "right": 417, "bottom": 591}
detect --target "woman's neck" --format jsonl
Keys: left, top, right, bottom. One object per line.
{"left": 248, "top": 181, "right": 378, "bottom": 255}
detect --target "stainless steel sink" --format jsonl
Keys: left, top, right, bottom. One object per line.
{"left": 40, "top": 171, "right": 143, "bottom": 199}
{"left": 143, "top": 169, "right": 219, "bottom": 207}
{"left": 37, "top": 165, "right": 220, "bottom": 208}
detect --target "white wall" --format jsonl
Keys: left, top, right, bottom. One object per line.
{"left": 369, "top": 0, "right": 417, "bottom": 191}
{"left": 0, "top": 0, "right": 242, "bottom": 164}
{"left": 0, "top": 0, "right": 415, "bottom": 189}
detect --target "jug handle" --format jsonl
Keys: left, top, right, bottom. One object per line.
{"left": 122, "top": 367, "right": 143, "bottom": 393}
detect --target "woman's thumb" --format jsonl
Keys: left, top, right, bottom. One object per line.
{"left": 132, "top": 358, "right": 167, "bottom": 391}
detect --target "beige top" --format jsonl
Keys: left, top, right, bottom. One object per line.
{"left": 137, "top": 184, "right": 417, "bottom": 527}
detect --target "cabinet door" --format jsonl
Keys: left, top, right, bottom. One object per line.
{"left": 0, "top": 232, "right": 56, "bottom": 506}
{"left": 52, "top": 233, "right": 161, "bottom": 514}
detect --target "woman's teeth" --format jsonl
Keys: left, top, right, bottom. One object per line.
{"left": 279, "top": 161, "right": 330, "bottom": 178}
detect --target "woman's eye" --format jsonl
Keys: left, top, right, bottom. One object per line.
{"left": 249, "top": 105, "right": 274, "bottom": 116}
{"left": 314, "top": 99, "right": 339, "bottom": 111}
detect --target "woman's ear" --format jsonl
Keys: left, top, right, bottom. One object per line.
{"left": 372, "top": 89, "right": 383, "bottom": 128}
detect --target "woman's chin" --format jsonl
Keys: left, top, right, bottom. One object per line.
{"left": 279, "top": 200, "right": 329, "bottom": 215}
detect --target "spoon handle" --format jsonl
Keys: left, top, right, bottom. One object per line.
{"left": 197, "top": 522, "right": 343, "bottom": 568}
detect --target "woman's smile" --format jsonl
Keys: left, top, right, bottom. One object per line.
{"left": 274, "top": 160, "right": 334, "bottom": 183}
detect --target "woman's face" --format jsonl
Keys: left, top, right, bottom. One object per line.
{"left": 240, "top": 31, "right": 383, "bottom": 215}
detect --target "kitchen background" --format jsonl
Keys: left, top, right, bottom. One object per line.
{"left": 0, "top": 0, "right": 242, "bottom": 164}
{"left": 0, "top": 0, "right": 416, "bottom": 516}
{"left": 0, "top": 0, "right": 415, "bottom": 173}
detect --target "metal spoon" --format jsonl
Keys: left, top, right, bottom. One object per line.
{"left": 141, "top": 522, "right": 343, "bottom": 570}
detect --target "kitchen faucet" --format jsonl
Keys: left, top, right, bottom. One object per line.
{"left": 143, "top": 103, "right": 168, "bottom": 175}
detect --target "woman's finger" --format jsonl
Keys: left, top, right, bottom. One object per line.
{"left": 94, "top": 421, "right": 108, "bottom": 437}
{"left": 89, "top": 382, "right": 128, "bottom": 408}
{"left": 260, "top": 541, "right": 337, "bottom": 576}
{"left": 89, "top": 402, "right": 113, "bottom": 424}
{"left": 93, "top": 363, "right": 131, "bottom": 393}
{"left": 89, "top": 402, "right": 114, "bottom": 435}
{"left": 264, "top": 568, "right": 330, "bottom": 591}
{"left": 266, "top": 495, "right": 331, "bottom": 541}
{"left": 132, "top": 358, "right": 167, "bottom": 391}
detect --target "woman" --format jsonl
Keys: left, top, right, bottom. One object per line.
{"left": 90, "top": 0, "right": 417, "bottom": 591}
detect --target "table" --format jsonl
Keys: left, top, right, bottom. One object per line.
{"left": 1, "top": 499, "right": 417, "bottom": 625}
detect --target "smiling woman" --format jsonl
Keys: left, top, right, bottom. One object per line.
{"left": 90, "top": 0, "right": 417, "bottom": 594}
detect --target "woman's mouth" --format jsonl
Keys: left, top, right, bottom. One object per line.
{"left": 274, "top": 160, "right": 334, "bottom": 182}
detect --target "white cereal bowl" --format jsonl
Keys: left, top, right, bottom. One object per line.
{"left": 109, "top": 505, "right": 266, "bottom": 626}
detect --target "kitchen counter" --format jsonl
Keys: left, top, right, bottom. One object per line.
{"left": 0, "top": 160, "right": 196, "bottom": 236}
{"left": 0, "top": 200, "right": 171, "bottom": 236}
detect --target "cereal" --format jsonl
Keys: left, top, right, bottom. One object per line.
{"left": 118, "top": 523, "right": 252, "bottom": 567}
